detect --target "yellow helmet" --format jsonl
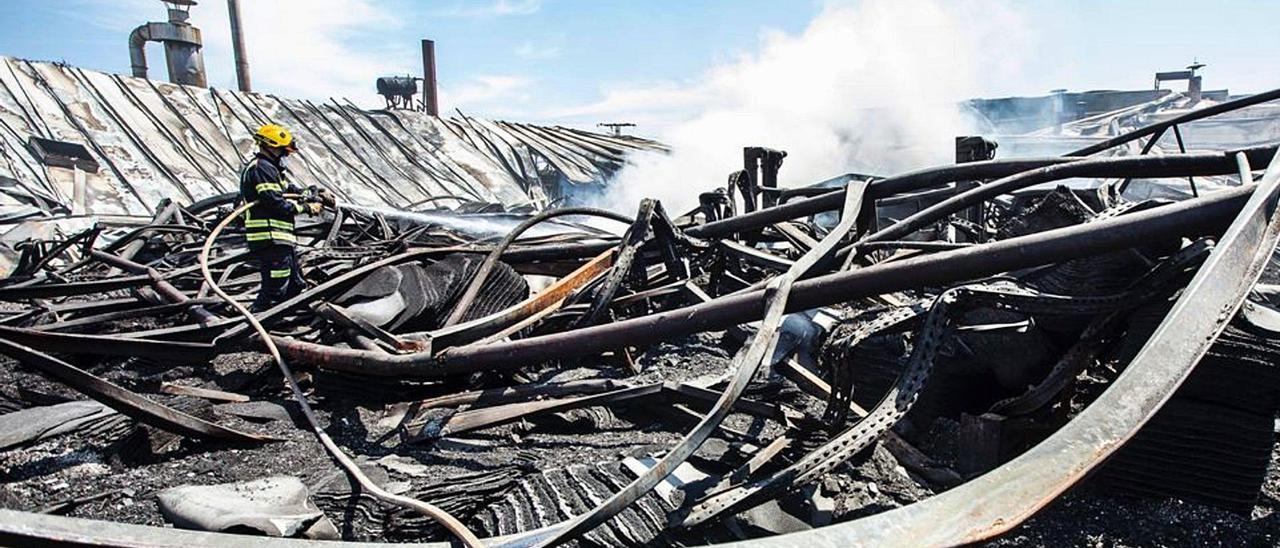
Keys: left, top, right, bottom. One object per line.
{"left": 253, "top": 124, "right": 296, "bottom": 151}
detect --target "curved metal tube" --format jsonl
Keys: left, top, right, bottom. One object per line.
{"left": 258, "top": 186, "right": 1259, "bottom": 378}
{"left": 1, "top": 168, "right": 1275, "bottom": 548}
{"left": 862, "top": 146, "right": 1276, "bottom": 245}
{"left": 441, "top": 207, "right": 633, "bottom": 327}
{"left": 527, "top": 183, "right": 868, "bottom": 547}
{"left": 199, "top": 201, "right": 483, "bottom": 547}
{"left": 737, "top": 118, "right": 1280, "bottom": 548}
{"left": 128, "top": 25, "right": 151, "bottom": 79}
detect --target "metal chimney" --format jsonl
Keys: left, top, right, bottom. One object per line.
{"left": 227, "top": 0, "right": 251, "bottom": 92}
{"left": 128, "top": 0, "right": 208, "bottom": 87}
{"left": 421, "top": 39, "right": 439, "bottom": 116}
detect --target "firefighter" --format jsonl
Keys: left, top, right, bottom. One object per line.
{"left": 240, "top": 124, "right": 321, "bottom": 312}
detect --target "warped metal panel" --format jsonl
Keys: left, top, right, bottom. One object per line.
{"left": 0, "top": 56, "right": 665, "bottom": 218}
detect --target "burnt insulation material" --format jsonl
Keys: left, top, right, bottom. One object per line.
{"left": 415, "top": 253, "right": 530, "bottom": 330}
{"left": 1097, "top": 323, "right": 1280, "bottom": 513}
{"left": 474, "top": 461, "right": 675, "bottom": 546}
{"left": 996, "top": 186, "right": 1096, "bottom": 241}
{"left": 335, "top": 253, "right": 529, "bottom": 333}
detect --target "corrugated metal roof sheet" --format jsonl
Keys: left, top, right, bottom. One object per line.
{"left": 0, "top": 57, "right": 665, "bottom": 218}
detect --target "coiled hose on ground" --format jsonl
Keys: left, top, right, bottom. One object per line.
{"left": 199, "top": 199, "right": 483, "bottom": 547}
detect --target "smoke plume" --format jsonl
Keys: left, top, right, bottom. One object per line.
{"left": 594, "top": 0, "right": 1030, "bottom": 214}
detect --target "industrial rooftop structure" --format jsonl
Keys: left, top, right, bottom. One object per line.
{"left": 0, "top": 56, "right": 664, "bottom": 221}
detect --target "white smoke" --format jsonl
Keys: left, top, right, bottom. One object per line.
{"left": 591, "top": 0, "right": 1031, "bottom": 214}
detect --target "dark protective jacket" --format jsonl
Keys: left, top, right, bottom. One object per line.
{"left": 239, "top": 153, "right": 305, "bottom": 249}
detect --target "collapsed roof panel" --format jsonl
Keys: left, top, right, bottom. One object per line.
{"left": 0, "top": 57, "right": 665, "bottom": 218}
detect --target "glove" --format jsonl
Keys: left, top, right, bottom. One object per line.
{"left": 318, "top": 189, "right": 337, "bottom": 208}
{"left": 306, "top": 202, "right": 323, "bottom": 215}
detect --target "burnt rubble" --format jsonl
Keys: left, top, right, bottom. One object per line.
{"left": 2, "top": 83, "right": 1280, "bottom": 547}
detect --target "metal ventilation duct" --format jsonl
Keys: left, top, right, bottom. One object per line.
{"left": 127, "top": 0, "right": 208, "bottom": 87}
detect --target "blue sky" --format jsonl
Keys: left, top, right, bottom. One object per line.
{"left": 1, "top": 0, "right": 1277, "bottom": 137}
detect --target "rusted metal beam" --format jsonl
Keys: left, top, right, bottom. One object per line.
{"left": 0, "top": 325, "right": 217, "bottom": 362}
{"left": 861, "top": 147, "right": 1275, "bottom": 245}
{"left": 436, "top": 185, "right": 1256, "bottom": 373}
{"left": 732, "top": 114, "right": 1280, "bottom": 548}
{"left": 0, "top": 337, "right": 270, "bottom": 443}
{"left": 268, "top": 186, "right": 1257, "bottom": 377}
{"left": 428, "top": 249, "right": 614, "bottom": 350}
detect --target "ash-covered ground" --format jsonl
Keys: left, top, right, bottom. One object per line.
{"left": 1, "top": 318, "right": 1279, "bottom": 546}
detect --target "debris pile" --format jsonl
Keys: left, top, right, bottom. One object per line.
{"left": 2, "top": 70, "right": 1280, "bottom": 546}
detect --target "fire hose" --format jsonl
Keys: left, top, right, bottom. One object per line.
{"left": 198, "top": 195, "right": 483, "bottom": 547}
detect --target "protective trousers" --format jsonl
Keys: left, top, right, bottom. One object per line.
{"left": 251, "top": 245, "right": 305, "bottom": 312}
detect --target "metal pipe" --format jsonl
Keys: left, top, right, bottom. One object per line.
{"left": 128, "top": 25, "right": 151, "bottom": 79}
{"left": 437, "top": 186, "right": 1254, "bottom": 370}
{"left": 272, "top": 185, "right": 1256, "bottom": 376}
{"left": 88, "top": 249, "right": 217, "bottom": 324}
{"left": 862, "top": 147, "right": 1275, "bottom": 244}
{"left": 496, "top": 149, "right": 1272, "bottom": 266}
{"left": 686, "top": 157, "right": 1080, "bottom": 240}
{"left": 227, "top": 0, "right": 252, "bottom": 92}
{"left": 745, "top": 121, "right": 1280, "bottom": 548}
{"left": 421, "top": 39, "right": 439, "bottom": 116}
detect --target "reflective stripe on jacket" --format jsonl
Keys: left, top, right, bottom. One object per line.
{"left": 239, "top": 154, "right": 305, "bottom": 248}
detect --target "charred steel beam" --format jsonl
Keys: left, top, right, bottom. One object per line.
{"left": 433, "top": 185, "right": 1257, "bottom": 373}
{"left": 443, "top": 207, "right": 632, "bottom": 327}
{"left": 685, "top": 157, "right": 1079, "bottom": 240}
{"left": 271, "top": 188, "right": 1255, "bottom": 376}
{"left": 427, "top": 250, "right": 614, "bottom": 349}
{"left": 863, "top": 147, "right": 1276, "bottom": 244}
{"left": 575, "top": 200, "right": 655, "bottom": 327}
{"left": 0, "top": 275, "right": 154, "bottom": 301}
{"left": 89, "top": 250, "right": 217, "bottom": 323}
{"left": 0, "top": 325, "right": 218, "bottom": 362}
{"left": 0, "top": 337, "right": 269, "bottom": 443}
{"left": 30, "top": 298, "right": 222, "bottom": 332}
{"left": 488, "top": 158, "right": 1082, "bottom": 267}
{"left": 0, "top": 251, "right": 248, "bottom": 301}
{"left": 496, "top": 147, "right": 1273, "bottom": 267}
{"left": 744, "top": 119, "right": 1280, "bottom": 548}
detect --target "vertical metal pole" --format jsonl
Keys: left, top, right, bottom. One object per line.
{"left": 421, "top": 39, "right": 439, "bottom": 116}
{"left": 227, "top": 0, "right": 252, "bottom": 92}
{"left": 1172, "top": 124, "right": 1198, "bottom": 196}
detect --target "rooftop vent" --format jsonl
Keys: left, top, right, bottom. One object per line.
{"left": 27, "top": 137, "right": 100, "bottom": 173}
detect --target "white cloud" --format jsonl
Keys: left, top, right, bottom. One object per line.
{"left": 514, "top": 40, "right": 563, "bottom": 60}
{"left": 442, "top": 75, "right": 535, "bottom": 117}
{"left": 546, "top": 80, "right": 710, "bottom": 128}
{"left": 565, "top": 0, "right": 1034, "bottom": 213}
{"left": 56, "top": 0, "right": 156, "bottom": 33}
{"left": 191, "top": 0, "right": 414, "bottom": 104}
{"left": 67, "top": 0, "right": 416, "bottom": 104}
{"left": 428, "top": 0, "right": 541, "bottom": 18}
